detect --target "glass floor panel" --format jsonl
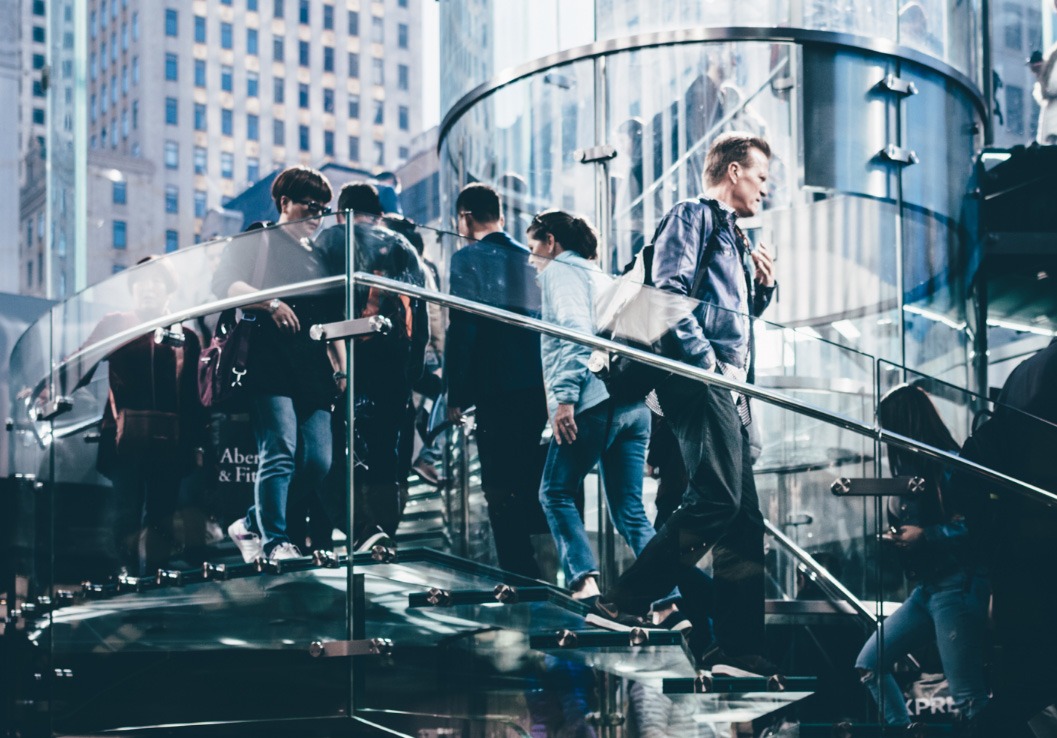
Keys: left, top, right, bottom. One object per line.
{"left": 528, "top": 630, "right": 697, "bottom": 687}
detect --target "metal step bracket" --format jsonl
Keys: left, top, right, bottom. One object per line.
{"left": 877, "top": 144, "right": 919, "bottom": 166}
{"left": 876, "top": 73, "right": 918, "bottom": 97}
{"left": 308, "top": 638, "right": 393, "bottom": 658}
{"left": 831, "top": 476, "right": 926, "bottom": 496}
{"left": 309, "top": 315, "right": 391, "bottom": 342}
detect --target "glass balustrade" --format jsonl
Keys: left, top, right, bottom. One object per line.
{"left": 6, "top": 218, "right": 1053, "bottom": 735}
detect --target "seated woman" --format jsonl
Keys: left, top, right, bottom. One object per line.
{"left": 527, "top": 210, "right": 684, "bottom": 628}
{"left": 856, "top": 385, "right": 990, "bottom": 728}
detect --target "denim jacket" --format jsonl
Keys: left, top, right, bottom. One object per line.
{"left": 538, "top": 251, "right": 610, "bottom": 418}
{"left": 652, "top": 198, "right": 776, "bottom": 371}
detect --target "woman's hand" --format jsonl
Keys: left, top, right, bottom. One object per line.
{"left": 552, "top": 403, "right": 578, "bottom": 445}
{"left": 270, "top": 300, "right": 300, "bottom": 335}
{"left": 891, "top": 524, "right": 924, "bottom": 548}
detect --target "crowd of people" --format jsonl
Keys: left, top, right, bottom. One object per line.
{"left": 80, "top": 130, "right": 1057, "bottom": 734}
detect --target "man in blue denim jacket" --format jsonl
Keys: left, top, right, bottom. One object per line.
{"left": 590, "top": 133, "right": 779, "bottom": 677}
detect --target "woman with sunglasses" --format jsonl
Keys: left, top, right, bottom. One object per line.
{"left": 527, "top": 210, "right": 686, "bottom": 627}
{"left": 212, "top": 165, "right": 346, "bottom": 564}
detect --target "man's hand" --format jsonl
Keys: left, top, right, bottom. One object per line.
{"left": 448, "top": 405, "right": 464, "bottom": 424}
{"left": 751, "top": 243, "right": 775, "bottom": 287}
{"left": 270, "top": 300, "right": 301, "bottom": 335}
{"left": 552, "top": 403, "right": 578, "bottom": 445}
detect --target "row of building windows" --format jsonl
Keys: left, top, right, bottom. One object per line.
{"left": 180, "top": 11, "right": 409, "bottom": 49}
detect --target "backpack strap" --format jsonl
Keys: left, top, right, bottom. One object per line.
{"left": 687, "top": 197, "right": 725, "bottom": 300}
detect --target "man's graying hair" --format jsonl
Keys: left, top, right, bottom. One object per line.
{"left": 704, "top": 132, "right": 771, "bottom": 187}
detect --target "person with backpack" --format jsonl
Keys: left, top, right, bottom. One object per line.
{"left": 587, "top": 133, "right": 778, "bottom": 678}
{"left": 314, "top": 182, "right": 429, "bottom": 551}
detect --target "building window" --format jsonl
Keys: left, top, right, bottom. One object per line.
{"left": 299, "top": 125, "right": 310, "bottom": 151}
{"left": 273, "top": 119, "right": 285, "bottom": 146}
{"left": 398, "top": 23, "right": 408, "bottom": 49}
{"left": 194, "top": 103, "right": 206, "bottom": 130}
{"left": 373, "top": 100, "right": 384, "bottom": 125}
{"left": 221, "top": 22, "right": 232, "bottom": 49}
{"left": 371, "top": 16, "right": 384, "bottom": 43}
{"left": 348, "top": 136, "right": 359, "bottom": 161}
{"left": 194, "top": 190, "right": 207, "bottom": 218}
{"left": 164, "top": 140, "right": 179, "bottom": 168}
{"left": 194, "top": 59, "right": 206, "bottom": 87}
{"left": 273, "top": 37, "right": 284, "bottom": 61}
{"left": 398, "top": 0, "right": 407, "bottom": 7}
{"left": 298, "top": 40, "right": 309, "bottom": 66}
{"left": 113, "top": 220, "right": 127, "bottom": 249}
{"left": 247, "top": 28, "right": 258, "bottom": 54}
{"left": 248, "top": 0, "right": 258, "bottom": 10}
{"left": 165, "top": 229, "right": 179, "bottom": 253}
{"left": 193, "top": 146, "right": 207, "bottom": 175}
{"left": 220, "top": 152, "right": 234, "bottom": 179}
{"left": 247, "top": 70, "right": 259, "bottom": 97}
{"left": 398, "top": 146, "right": 409, "bottom": 160}
{"left": 299, "top": 83, "right": 309, "bottom": 108}
{"left": 194, "top": 15, "right": 205, "bottom": 42}
{"left": 398, "top": 64, "right": 409, "bottom": 91}
{"left": 274, "top": 76, "right": 285, "bottom": 103}
{"left": 247, "top": 113, "right": 259, "bottom": 140}
{"left": 221, "top": 109, "right": 233, "bottom": 135}
{"left": 299, "top": 0, "right": 310, "bottom": 23}
{"left": 221, "top": 65, "right": 233, "bottom": 91}
{"left": 373, "top": 140, "right": 384, "bottom": 166}
{"left": 132, "top": 56, "right": 139, "bottom": 84}
{"left": 323, "top": 4, "right": 333, "bottom": 29}
{"left": 324, "top": 130, "right": 334, "bottom": 156}
{"left": 165, "top": 185, "right": 179, "bottom": 213}
{"left": 372, "top": 58, "right": 384, "bottom": 85}
{"left": 1006, "top": 84, "right": 1025, "bottom": 135}
{"left": 247, "top": 156, "right": 260, "bottom": 182}
{"left": 33, "top": 107, "right": 45, "bottom": 124}
{"left": 323, "top": 46, "right": 334, "bottom": 72}
{"left": 112, "top": 181, "right": 127, "bottom": 204}
{"left": 323, "top": 88, "right": 334, "bottom": 113}
{"left": 132, "top": 100, "right": 138, "bottom": 128}
{"left": 165, "top": 53, "right": 178, "bottom": 81}
{"left": 398, "top": 105, "right": 409, "bottom": 131}
{"left": 348, "top": 95, "right": 360, "bottom": 118}
{"left": 165, "top": 8, "right": 178, "bottom": 36}
{"left": 165, "top": 96, "right": 178, "bottom": 124}
{"left": 132, "top": 12, "right": 139, "bottom": 40}
{"left": 32, "top": 25, "right": 45, "bottom": 42}
{"left": 274, "top": 0, "right": 283, "bottom": 17}
{"left": 348, "top": 52, "right": 359, "bottom": 77}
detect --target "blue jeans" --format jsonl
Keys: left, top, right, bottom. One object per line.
{"left": 856, "top": 570, "right": 991, "bottom": 725}
{"left": 540, "top": 400, "right": 655, "bottom": 588}
{"left": 245, "top": 395, "right": 332, "bottom": 554}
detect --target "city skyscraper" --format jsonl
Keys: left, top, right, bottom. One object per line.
{"left": 17, "top": 0, "right": 423, "bottom": 297}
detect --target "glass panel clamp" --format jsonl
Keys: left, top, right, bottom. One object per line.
{"left": 831, "top": 476, "right": 925, "bottom": 496}
{"left": 309, "top": 315, "right": 391, "bottom": 342}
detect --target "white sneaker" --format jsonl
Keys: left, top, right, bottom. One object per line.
{"left": 228, "top": 518, "right": 263, "bottom": 563}
{"left": 268, "top": 542, "right": 303, "bottom": 562}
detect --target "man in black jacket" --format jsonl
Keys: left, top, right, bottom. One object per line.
{"left": 589, "top": 134, "right": 778, "bottom": 678}
{"left": 444, "top": 183, "right": 548, "bottom": 579}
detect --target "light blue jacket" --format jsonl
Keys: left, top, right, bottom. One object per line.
{"left": 538, "top": 251, "right": 610, "bottom": 418}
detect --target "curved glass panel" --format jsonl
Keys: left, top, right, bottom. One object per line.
{"left": 439, "top": 0, "right": 983, "bottom": 115}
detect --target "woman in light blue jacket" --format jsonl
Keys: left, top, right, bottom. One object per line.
{"left": 527, "top": 210, "right": 674, "bottom": 616}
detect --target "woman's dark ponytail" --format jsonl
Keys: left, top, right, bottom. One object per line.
{"left": 528, "top": 210, "right": 599, "bottom": 260}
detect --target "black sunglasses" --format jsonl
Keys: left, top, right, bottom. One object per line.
{"left": 296, "top": 200, "right": 331, "bottom": 216}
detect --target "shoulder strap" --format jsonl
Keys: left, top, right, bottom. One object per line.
{"left": 688, "top": 198, "right": 724, "bottom": 299}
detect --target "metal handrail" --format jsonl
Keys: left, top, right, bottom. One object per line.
{"left": 353, "top": 271, "right": 1057, "bottom": 511}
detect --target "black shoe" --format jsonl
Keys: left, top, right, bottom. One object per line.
{"left": 583, "top": 596, "right": 646, "bottom": 632}
{"left": 352, "top": 525, "right": 394, "bottom": 554}
{"left": 650, "top": 609, "right": 693, "bottom": 634}
{"left": 697, "top": 645, "right": 780, "bottom": 678}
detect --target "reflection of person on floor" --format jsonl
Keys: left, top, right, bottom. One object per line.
{"left": 85, "top": 256, "right": 205, "bottom": 576}
{"left": 217, "top": 166, "right": 344, "bottom": 564}
{"left": 444, "top": 183, "right": 549, "bottom": 579}
{"left": 855, "top": 385, "right": 990, "bottom": 729}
